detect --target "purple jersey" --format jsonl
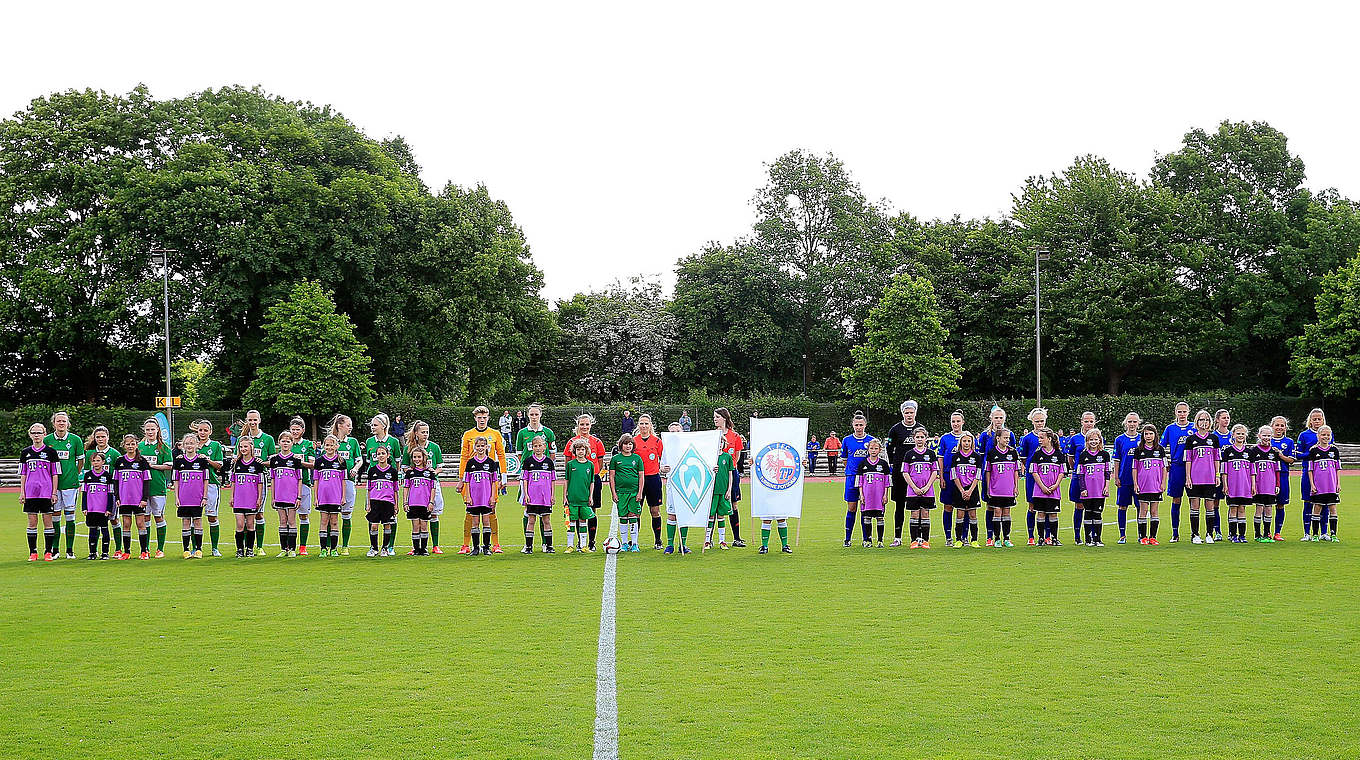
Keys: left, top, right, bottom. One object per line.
{"left": 269, "top": 454, "right": 303, "bottom": 505}
{"left": 858, "top": 457, "right": 891, "bottom": 508}
{"left": 82, "top": 469, "right": 115, "bottom": 514}
{"left": 520, "top": 454, "right": 556, "bottom": 507}
{"left": 1131, "top": 444, "right": 1167, "bottom": 495}
{"left": 1183, "top": 433, "right": 1220, "bottom": 486}
{"left": 1307, "top": 446, "right": 1341, "bottom": 495}
{"left": 951, "top": 451, "right": 984, "bottom": 491}
{"left": 902, "top": 447, "right": 938, "bottom": 497}
{"left": 463, "top": 456, "right": 498, "bottom": 508}
{"left": 173, "top": 454, "right": 211, "bottom": 508}
{"left": 404, "top": 468, "right": 436, "bottom": 508}
{"left": 314, "top": 453, "right": 346, "bottom": 505}
{"left": 19, "top": 445, "right": 60, "bottom": 500}
{"left": 1030, "top": 449, "right": 1065, "bottom": 495}
{"left": 112, "top": 454, "right": 151, "bottom": 506}
{"left": 986, "top": 448, "right": 1020, "bottom": 498}
{"left": 1250, "top": 445, "right": 1282, "bottom": 497}
{"left": 231, "top": 458, "right": 267, "bottom": 510}
{"left": 368, "top": 464, "right": 398, "bottom": 503}
{"left": 1078, "top": 450, "right": 1113, "bottom": 499}
{"left": 1221, "top": 446, "right": 1253, "bottom": 498}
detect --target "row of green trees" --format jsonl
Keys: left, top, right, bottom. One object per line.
{"left": 4, "top": 86, "right": 1360, "bottom": 411}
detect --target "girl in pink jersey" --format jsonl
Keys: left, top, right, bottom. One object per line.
{"left": 857, "top": 439, "right": 891, "bottom": 547}
{"left": 404, "top": 447, "right": 437, "bottom": 556}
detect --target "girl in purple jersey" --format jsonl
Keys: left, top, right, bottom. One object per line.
{"left": 1220, "top": 425, "right": 1255, "bottom": 543}
{"left": 1305, "top": 425, "right": 1341, "bottom": 541}
{"left": 173, "top": 433, "right": 210, "bottom": 558}
{"left": 1131, "top": 424, "right": 1167, "bottom": 545}
{"left": 269, "top": 430, "right": 303, "bottom": 557}
{"left": 857, "top": 439, "right": 891, "bottom": 547}
{"left": 1183, "top": 410, "right": 1219, "bottom": 544}
{"left": 1077, "top": 429, "right": 1112, "bottom": 546}
{"left": 951, "top": 432, "right": 984, "bottom": 548}
{"left": 404, "top": 447, "right": 436, "bottom": 556}
{"left": 903, "top": 427, "right": 939, "bottom": 548}
{"left": 19, "top": 423, "right": 61, "bottom": 561}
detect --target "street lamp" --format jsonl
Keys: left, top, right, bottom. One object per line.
{"left": 151, "top": 248, "right": 177, "bottom": 443}
{"left": 1034, "top": 246, "right": 1049, "bottom": 407}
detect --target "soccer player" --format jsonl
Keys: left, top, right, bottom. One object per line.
{"left": 138, "top": 418, "right": 174, "bottom": 558}
{"left": 193, "top": 420, "right": 226, "bottom": 556}
{"left": 563, "top": 440, "right": 596, "bottom": 554}
{"left": 1130, "top": 424, "right": 1167, "bottom": 544}
{"left": 228, "top": 439, "right": 268, "bottom": 558}
{"left": 268, "top": 430, "right": 304, "bottom": 557}
{"left": 976, "top": 407, "right": 1017, "bottom": 546}
{"left": 1076, "top": 429, "right": 1113, "bottom": 546}
{"left": 885, "top": 400, "right": 927, "bottom": 547}
{"left": 1030, "top": 428, "right": 1066, "bottom": 546}
{"left": 1065, "top": 411, "right": 1096, "bottom": 544}
{"left": 1303, "top": 425, "right": 1341, "bottom": 541}
{"left": 241, "top": 410, "right": 277, "bottom": 555}
{"left": 112, "top": 434, "right": 151, "bottom": 559}
{"left": 824, "top": 431, "right": 842, "bottom": 475}
{"left": 856, "top": 438, "right": 891, "bottom": 547}
{"left": 630, "top": 414, "right": 666, "bottom": 549}
{"left": 86, "top": 426, "right": 121, "bottom": 553}
{"left": 714, "top": 408, "right": 747, "bottom": 547}
{"left": 607, "top": 434, "right": 645, "bottom": 552}
{"left": 1268, "top": 416, "right": 1296, "bottom": 541}
{"left": 1160, "top": 401, "right": 1195, "bottom": 543}
{"left": 286, "top": 417, "right": 316, "bottom": 555}
{"left": 312, "top": 435, "right": 347, "bottom": 556}
{"left": 1018, "top": 408, "right": 1048, "bottom": 548}
{"left": 459, "top": 407, "right": 506, "bottom": 553}
{"left": 44, "top": 411, "right": 84, "bottom": 559}
{"left": 82, "top": 451, "right": 115, "bottom": 559}
{"left": 950, "top": 432, "right": 984, "bottom": 547}
{"left": 323, "top": 413, "right": 364, "bottom": 556}
{"left": 1250, "top": 425, "right": 1284, "bottom": 543}
{"left": 514, "top": 403, "right": 557, "bottom": 547}
{"left": 404, "top": 447, "right": 437, "bottom": 556}
{"left": 1297, "top": 408, "right": 1326, "bottom": 541}
{"left": 520, "top": 435, "right": 556, "bottom": 554}
{"left": 173, "top": 432, "right": 211, "bottom": 558}
{"left": 366, "top": 413, "right": 404, "bottom": 556}
{"left": 562, "top": 414, "right": 605, "bottom": 552}
{"left": 903, "top": 427, "right": 939, "bottom": 548}
{"left": 1219, "top": 424, "right": 1255, "bottom": 543}
{"left": 402, "top": 421, "right": 444, "bottom": 554}
{"left": 937, "top": 411, "right": 965, "bottom": 545}
{"left": 1184, "top": 410, "right": 1220, "bottom": 545}
{"left": 840, "top": 412, "right": 876, "bottom": 548}
{"left": 367, "top": 444, "right": 400, "bottom": 557}
{"left": 1111, "top": 412, "right": 1142, "bottom": 544}
{"left": 704, "top": 437, "right": 737, "bottom": 551}
{"left": 984, "top": 430, "right": 1021, "bottom": 547}
{"left": 20, "top": 423, "right": 61, "bottom": 561}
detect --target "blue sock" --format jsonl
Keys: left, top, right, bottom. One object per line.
{"left": 1117, "top": 507, "right": 1128, "bottom": 537}
{"left": 1073, "top": 507, "right": 1084, "bottom": 540}
{"left": 1026, "top": 510, "right": 1036, "bottom": 538}
{"left": 844, "top": 508, "right": 856, "bottom": 542}
{"left": 1170, "top": 501, "right": 1181, "bottom": 537}
{"left": 942, "top": 509, "right": 953, "bottom": 540}
{"left": 1274, "top": 506, "right": 1285, "bottom": 535}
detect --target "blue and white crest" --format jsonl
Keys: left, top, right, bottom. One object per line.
{"left": 672, "top": 444, "right": 714, "bottom": 516}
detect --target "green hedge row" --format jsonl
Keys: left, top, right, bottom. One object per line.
{"left": 1, "top": 393, "right": 1348, "bottom": 455}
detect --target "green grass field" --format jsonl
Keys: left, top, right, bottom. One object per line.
{"left": 1, "top": 479, "right": 1357, "bottom": 759}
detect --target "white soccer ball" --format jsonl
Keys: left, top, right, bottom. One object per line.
{"left": 604, "top": 536, "right": 622, "bottom": 554}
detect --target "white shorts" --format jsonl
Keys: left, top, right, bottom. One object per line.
{"left": 342, "top": 480, "right": 357, "bottom": 516}
{"left": 296, "top": 484, "right": 313, "bottom": 516}
{"left": 57, "top": 488, "right": 79, "bottom": 513}
{"left": 205, "top": 484, "right": 220, "bottom": 518}
{"left": 148, "top": 495, "right": 167, "bottom": 518}
{"left": 431, "top": 482, "right": 445, "bottom": 516}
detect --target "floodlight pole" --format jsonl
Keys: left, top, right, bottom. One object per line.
{"left": 152, "top": 248, "right": 177, "bottom": 442}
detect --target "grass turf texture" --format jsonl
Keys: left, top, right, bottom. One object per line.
{"left": 1, "top": 480, "right": 1357, "bottom": 759}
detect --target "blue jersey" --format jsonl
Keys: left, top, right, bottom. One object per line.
{"left": 842, "top": 434, "right": 876, "bottom": 481}
{"left": 1113, "top": 433, "right": 1141, "bottom": 483}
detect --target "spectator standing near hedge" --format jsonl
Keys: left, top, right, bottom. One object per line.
{"left": 824, "top": 431, "right": 842, "bottom": 475}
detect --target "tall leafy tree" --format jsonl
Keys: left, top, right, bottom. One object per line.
{"left": 842, "top": 274, "right": 961, "bottom": 406}
{"left": 1289, "top": 255, "right": 1360, "bottom": 398}
{"left": 243, "top": 281, "right": 375, "bottom": 423}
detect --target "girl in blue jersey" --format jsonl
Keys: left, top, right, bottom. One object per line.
{"left": 1269, "top": 416, "right": 1296, "bottom": 541}
{"left": 1160, "top": 401, "right": 1195, "bottom": 542}
{"left": 840, "top": 412, "right": 877, "bottom": 548}
{"left": 937, "top": 411, "right": 965, "bottom": 546}
{"left": 1298, "top": 408, "right": 1325, "bottom": 541}
{"left": 1018, "top": 409, "right": 1048, "bottom": 546}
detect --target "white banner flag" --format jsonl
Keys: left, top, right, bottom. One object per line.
{"left": 750, "top": 417, "right": 808, "bottom": 519}
{"left": 661, "top": 430, "right": 721, "bottom": 528}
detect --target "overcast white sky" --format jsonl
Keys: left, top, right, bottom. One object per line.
{"left": 6, "top": 2, "right": 1358, "bottom": 300}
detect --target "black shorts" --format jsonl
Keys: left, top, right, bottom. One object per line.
{"left": 986, "top": 496, "right": 1017, "bottom": 509}
{"left": 1137, "top": 493, "right": 1163, "bottom": 503}
{"left": 177, "top": 506, "right": 204, "bottom": 518}
{"left": 406, "top": 504, "right": 431, "bottom": 521}
{"left": 1225, "top": 496, "right": 1253, "bottom": 507}
{"left": 1311, "top": 492, "right": 1339, "bottom": 506}
{"left": 466, "top": 505, "right": 493, "bottom": 516}
{"left": 1253, "top": 494, "right": 1278, "bottom": 506}
{"left": 1186, "top": 484, "right": 1217, "bottom": 499}
{"left": 367, "top": 500, "right": 395, "bottom": 523}
{"left": 86, "top": 512, "right": 109, "bottom": 528}
{"left": 905, "top": 497, "right": 935, "bottom": 510}
{"left": 1033, "top": 497, "right": 1061, "bottom": 513}
{"left": 642, "top": 474, "right": 663, "bottom": 507}
{"left": 22, "top": 498, "right": 53, "bottom": 514}
{"left": 525, "top": 504, "right": 552, "bottom": 516}
{"left": 1082, "top": 498, "right": 1106, "bottom": 512}
{"left": 316, "top": 503, "right": 342, "bottom": 514}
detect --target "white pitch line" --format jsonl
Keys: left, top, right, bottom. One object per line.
{"left": 592, "top": 519, "right": 620, "bottom": 760}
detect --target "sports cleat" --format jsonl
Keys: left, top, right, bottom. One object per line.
{"left": 732, "top": 539, "right": 746, "bottom": 548}
{"left": 492, "top": 545, "right": 504, "bottom": 554}
{"left": 758, "top": 545, "right": 768, "bottom": 554}
{"left": 1117, "top": 537, "right": 1127, "bottom": 544}
{"left": 367, "top": 548, "right": 379, "bottom": 557}
{"left": 663, "top": 546, "right": 674, "bottom": 555}
{"left": 457, "top": 545, "right": 472, "bottom": 555}
{"left": 184, "top": 550, "right": 192, "bottom": 559}
{"left": 28, "top": 553, "right": 38, "bottom": 562}
{"left": 139, "top": 551, "right": 150, "bottom": 560}
{"left": 521, "top": 546, "right": 533, "bottom": 554}
{"left": 781, "top": 545, "right": 793, "bottom": 553}
{"left": 432, "top": 546, "right": 444, "bottom": 555}
{"left": 193, "top": 550, "right": 203, "bottom": 558}
{"left": 890, "top": 538, "right": 902, "bottom": 547}
{"left": 1026, "top": 537, "right": 1036, "bottom": 546}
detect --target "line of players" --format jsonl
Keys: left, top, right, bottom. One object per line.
{"left": 841, "top": 401, "right": 1342, "bottom": 548}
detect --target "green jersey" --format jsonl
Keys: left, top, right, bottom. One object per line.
{"left": 246, "top": 430, "right": 277, "bottom": 459}
{"left": 198, "top": 439, "right": 225, "bottom": 485}
{"left": 44, "top": 432, "right": 85, "bottom": 490}
{"left": 138, "top": 440, "right": 173, "bottom": 496}
{"left": 608, "top": 452, "right": 643, "bottom": 497}
{"left": 291, "top": 437, "right": 317, "bottom": 484}
{"left": 365, "top": 435, "right": 403, "bottom": 471}
{"left": 514, "top": 425, "right": 556, "bottom": 461}
{"left": 339, "top": 436, "right": 363, "bottom": 480}
{"left": 565, "top": 459, "right": 595, "bottom": 508}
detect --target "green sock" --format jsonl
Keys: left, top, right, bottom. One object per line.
{"left": 761, "top": 527, "right": 771, "bottom": 548}
{"left": 209, "top": 522, "right": 220, "bottom": 550}
{"left": 156, "top": 522, "right": 167, "bottom": 551}
{"left": 778, "top": 524, "right": 788, "bottom": 546}
{"left": 65, "top": 518, "right": 77, "bottom": 553}
{"left": 666, "top": 522, "right": 676, "bottom": 547}
{"left": 430, "top": 519, "right": 439, "bottom": 547}
{"left": 342, "top": 517, "right": 352, "bottom": 547}
{"left": 298, "top": 520, "right": 309, "bottom": 547}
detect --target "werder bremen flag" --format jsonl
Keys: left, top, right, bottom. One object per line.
{"left": 660, "top": 430, "right": 720, "bottom": 528}
{"left": 750, "top": 417, "right": 808, "bottom": 519}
